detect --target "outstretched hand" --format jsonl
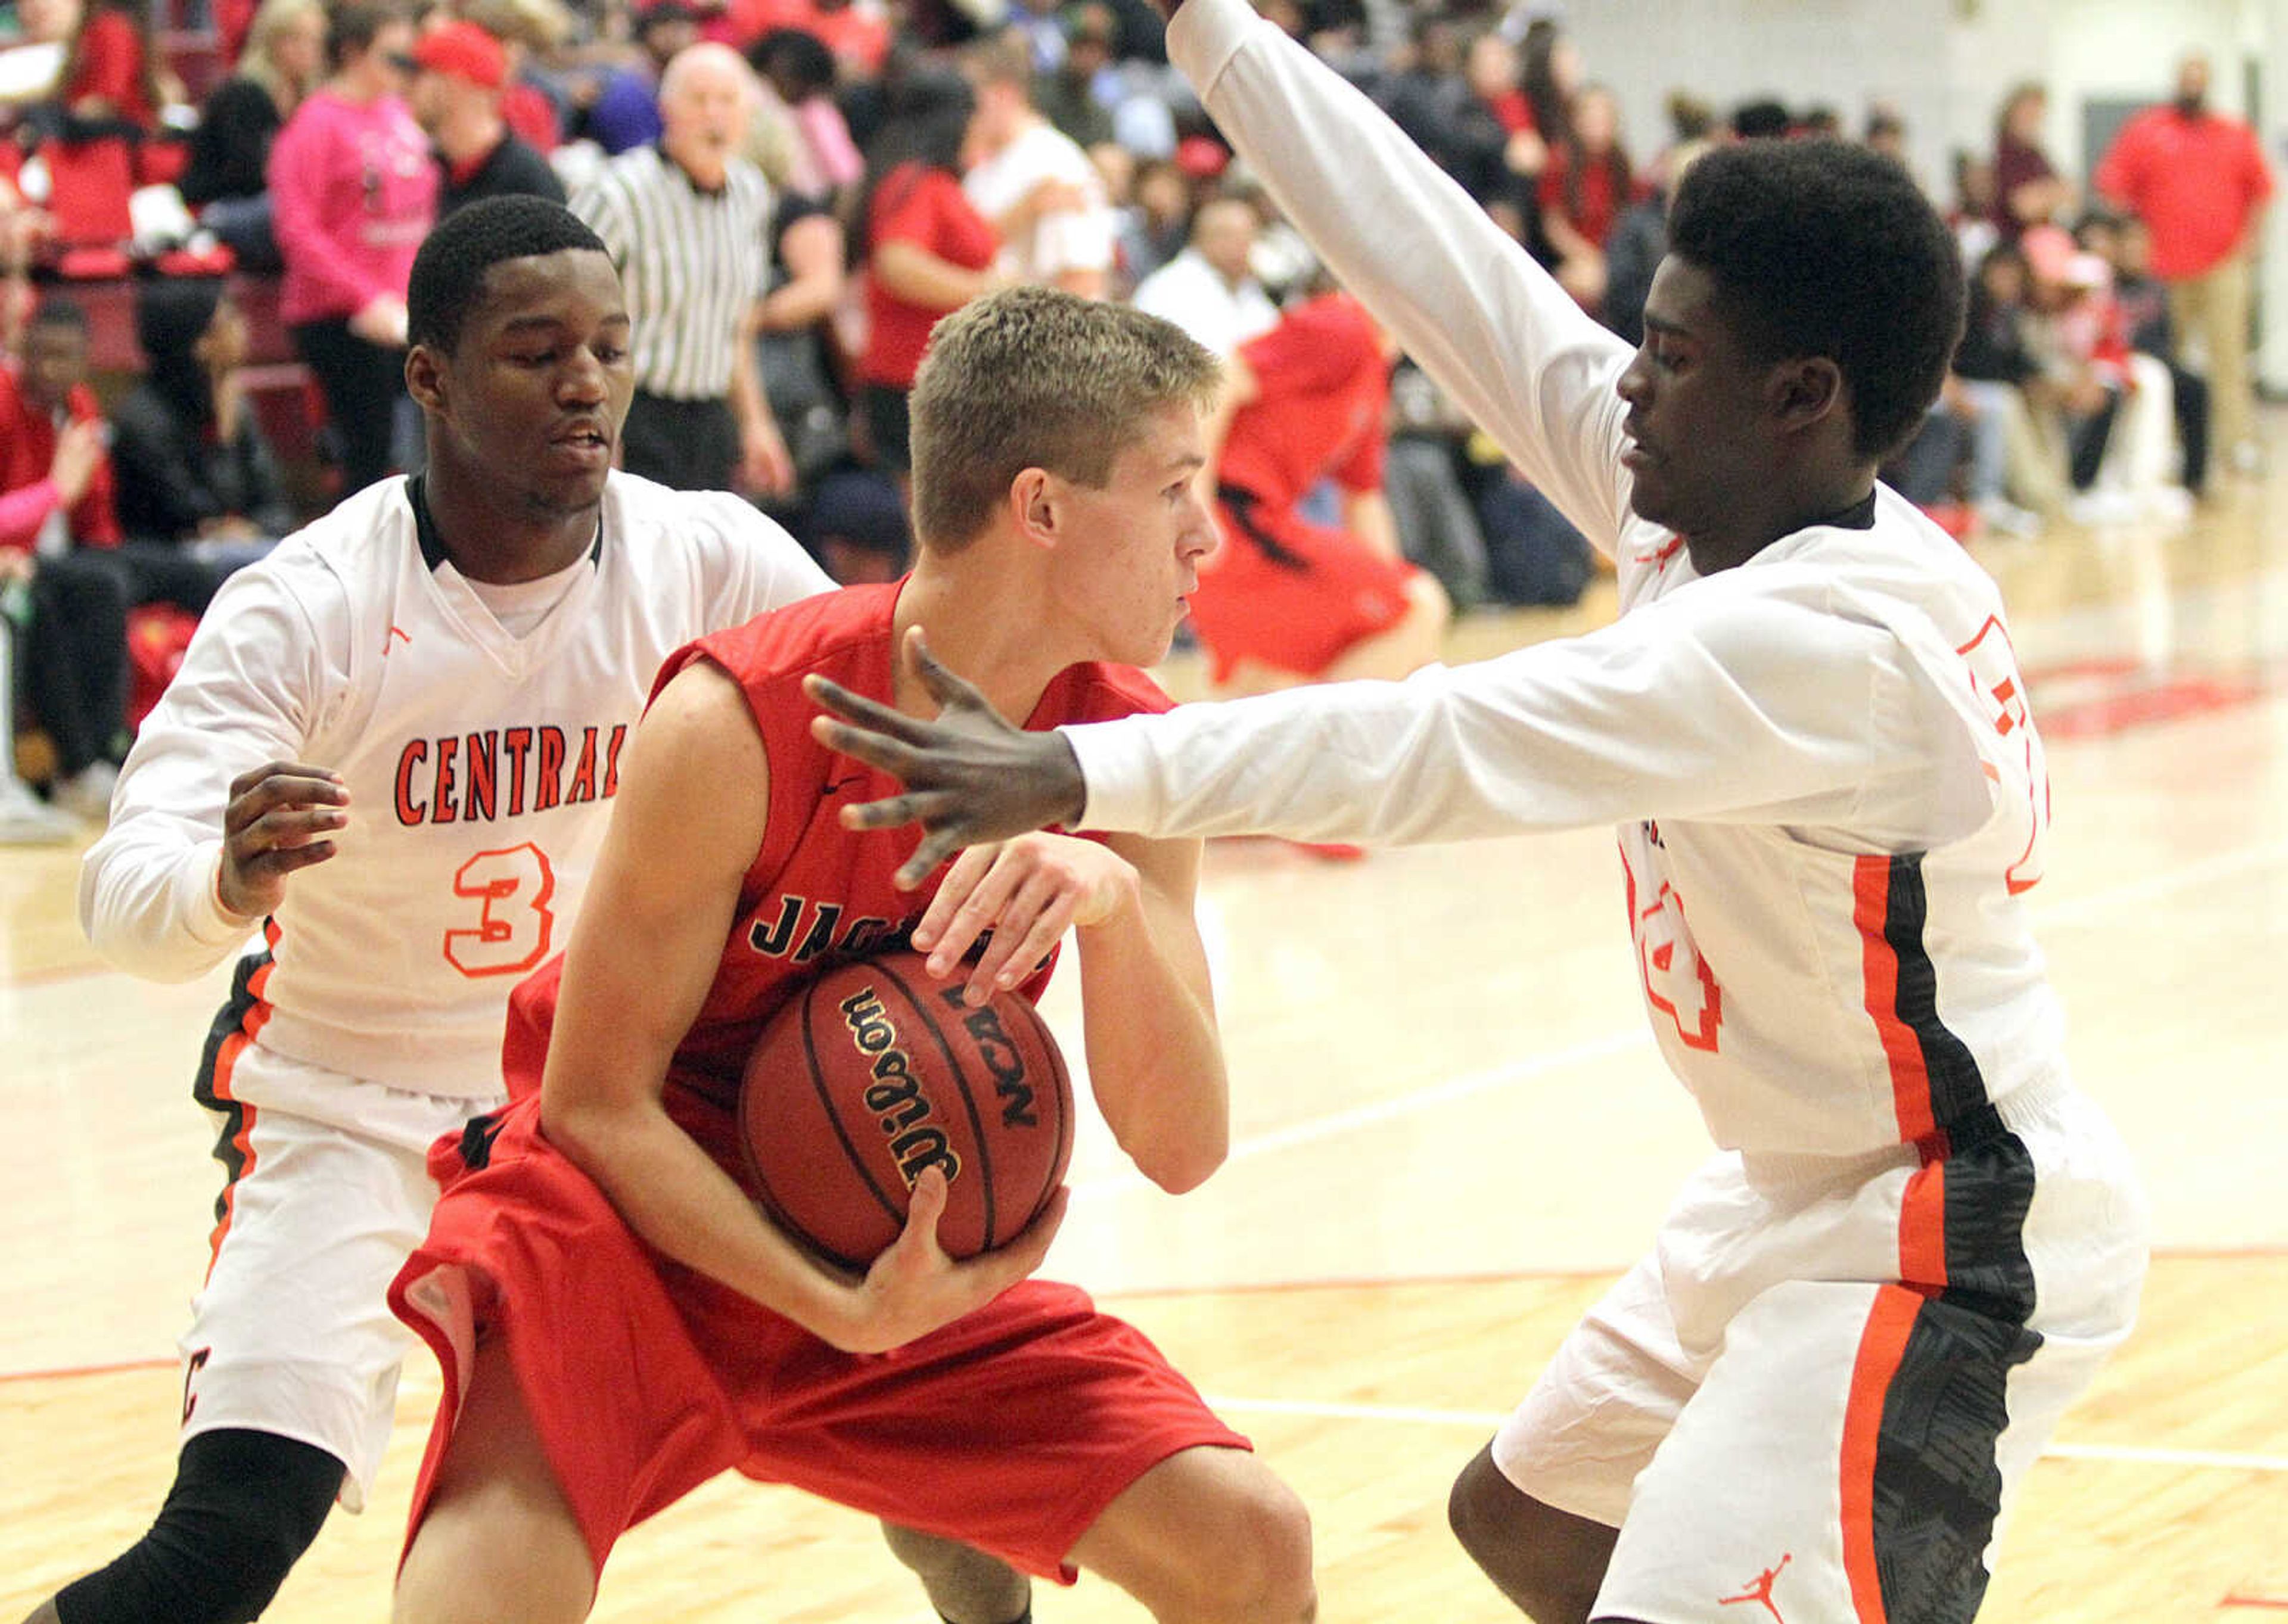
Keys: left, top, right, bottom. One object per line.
{"left": 804, "top": 627, "right": 1090, "bottom": 888}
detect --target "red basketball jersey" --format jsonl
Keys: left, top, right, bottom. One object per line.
{"left": 500, "top": 581, "right": 1171, "bottom": 1169}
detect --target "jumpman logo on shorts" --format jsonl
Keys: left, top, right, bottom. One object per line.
{"left": 1718, "top": 1553, "right": 1792, "bottom": 1623}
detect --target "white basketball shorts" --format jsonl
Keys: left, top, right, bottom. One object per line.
{"left": 184, "top": 1034, "right": 502, "bottom": 1511}
{"left": 1493, "top": 1075, "right": 2149, "bottom": 1623}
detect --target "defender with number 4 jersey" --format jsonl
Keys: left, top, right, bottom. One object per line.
{"left": 993, "top": 4, "right": 2155, "bottom": 1620}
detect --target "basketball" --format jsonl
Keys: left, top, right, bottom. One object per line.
{"left": 737, "top": 949, "right": 1075, "bottom": 1270}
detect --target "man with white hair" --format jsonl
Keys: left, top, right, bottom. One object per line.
{"left": 571, "top": 42, "right": 793, "bottom": 495}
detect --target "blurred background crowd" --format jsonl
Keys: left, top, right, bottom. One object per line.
{"left": 0, "top": 0, "right": 2273, "bottom": 836}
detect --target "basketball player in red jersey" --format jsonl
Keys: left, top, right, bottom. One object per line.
{"left": 388, "top": 287, "right": 1315, "bottom": 1624}
{"left": 1190, "top": 285, "right": 1448, "bottom": 697}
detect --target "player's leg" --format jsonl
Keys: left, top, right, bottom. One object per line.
{"left": 1456, "top": 1251, "right": 1692, "bottom": 1623}
{"left": 394, "top": 1335, "right": 596, "bottom": 1624}
{"left": 1065, "top": 1445, "right": 1315, "bottom": 1623}
{"left": 35, "top": 1057, "right": 452, "bottom": 1624}
{"left": 390, "top": 1098, "right": 754, "bottom": 1624}
{"left": 1588, "top": 1094, "right": 2146, "bottom": 1624}
{"left": 1445, "top": 1444, "right": 1617, "bottom": 1624}
{"left": 879, "top": 1523, "right": 1034, "bottom": 1624}
{"left": 34, "top": 1429, "right": 342, "bottom": 1624}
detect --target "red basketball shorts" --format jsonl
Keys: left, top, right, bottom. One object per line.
{"left": 388, "top": 1096, "right": 1249, "bottom": 1582}
{"left": 1187, "top": 487, "right": 1419, "bottom": 685}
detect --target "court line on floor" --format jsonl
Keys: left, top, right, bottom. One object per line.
{"left": 1201, "top": 1395, "right": 2288, "bottom": 1473}
{"left": 2, "top": 1246, "right": 2276, "bottom": 1385}
{"left": 1072, "top": 838, "right": 2288, "bottom": 1199}
{"left": 2029, "top": 838, "right": 2288, "bottom": 934}
{"left": 1070, "top": 1027, "right": 1656, "bottom": 1199}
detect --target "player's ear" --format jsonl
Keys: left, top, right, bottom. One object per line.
{"left": 1009, "top": 466, "right": 1059, "bottom": 551}
{"left": 405, "top": 343, "right": 448, "bottom": 418}
{"left": 1770, "top": 355, "right": 1843, "bottom": 435}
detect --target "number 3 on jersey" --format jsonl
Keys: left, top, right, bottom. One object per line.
{"left": 1622, "top": 838, "right": 1723, "bottom": 1051}
{"left": 444, "top": 843, "right": 558, "bottom": 977}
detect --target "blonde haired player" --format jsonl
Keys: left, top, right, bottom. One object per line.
{"left": 810, "top": 1, "right": 2152, "bottom": 1620}
{"left": 388, "top": 287, "right": 1314, "bottom": 1624}
{"left": 35, "top": 197, "right": 830, "bottom": 1624}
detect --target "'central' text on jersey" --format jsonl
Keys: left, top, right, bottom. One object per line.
{"left": 393, "top": 724, "right": 628, "bottom": 826}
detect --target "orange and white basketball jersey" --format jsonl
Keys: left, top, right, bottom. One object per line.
{"left": 82, "top": 473, "right": 832, "bottom": 1097}
{"left": 1058, "top": 11, "right": 2069, "bottom": 1158}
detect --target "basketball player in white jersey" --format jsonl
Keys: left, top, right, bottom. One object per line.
{"left": 32, "top": 197, "right": 831, "bottom": 1624}
{"left": 804, "top": 3, "right": 2151, "bottom": 1621}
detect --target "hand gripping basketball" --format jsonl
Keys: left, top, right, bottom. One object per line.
{"left": 805, "top": 628, "right": 1090, "bottom": 888}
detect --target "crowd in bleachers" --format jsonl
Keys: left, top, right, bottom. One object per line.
{"left": 1, "top": 0, "right": 2274, "bottom": 839}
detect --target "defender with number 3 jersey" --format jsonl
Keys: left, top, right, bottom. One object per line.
{"left": 77, "top": 469, "right": 829, "bottom": 1511}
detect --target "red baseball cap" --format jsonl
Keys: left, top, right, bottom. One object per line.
{"left": 414, "top": 20, "right": 508, "bottom": 89}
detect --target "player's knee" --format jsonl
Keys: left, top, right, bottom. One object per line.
{"left": 1447, "top": 1446, "right": 1510, "bottom": 1564}
{"left": 1447, "top": 1449, "right": 1607, "bottom": 1624}
{"left": 878, "top": 1523, "right": 1030, "bottom": 1623}
{"left": 49, "top": 1430, "right": 340, "bottom": 1624}
{"left": 1174, "top": 1475, "right": 1316, "bottom": 1623}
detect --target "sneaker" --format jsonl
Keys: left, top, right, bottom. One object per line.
{"left": 52, "top": 761, "right": 120, "bottom": 824}
{"left": 0, "top": 776, "right": 77, "bottom": 845}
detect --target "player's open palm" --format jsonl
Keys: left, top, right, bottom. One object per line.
{"left": 218, "top": 761, "right": 349, "bottom": 918}
{"left": 916, "top": 833, "right": 1139, "bottom": 1005}
{"left": 832, "top": 1168, "right": 1069, "bottom": 1354}
{"left": 805, "top": 628, "right": 1089, "bottom": 885}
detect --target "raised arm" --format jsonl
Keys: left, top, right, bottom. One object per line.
{"left": 540, "top": 660, "right": 1063, "bottom": 1356}
{"left": 812, "top": 596, "right": 1992, "bottom": 867}
{"left": 1163, "top": 0, "right": 1638, "bottom": 550}
{"left": 1064, "top": 588, "right": 1985, "bottom": 847}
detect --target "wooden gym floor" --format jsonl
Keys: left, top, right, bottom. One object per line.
{"left": 4, "top": 443, "right": 2286, "bottom": 1620}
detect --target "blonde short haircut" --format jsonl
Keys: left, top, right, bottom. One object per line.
{"left": 909, "top": 287, "right": 1223, "bottom": 553}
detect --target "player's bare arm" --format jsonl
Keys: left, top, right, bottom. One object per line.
{"left": 1072, "top": 830, "right": 1228, "bottom": 1193}
{"left": 543, "top": 660, "right": 1062, "bottom": 1355}
{"left": 216, "top": 762, "right": 349, "bottom": 918}
{"left": 806, "top": 629, "right": 1086, "bottom": 885}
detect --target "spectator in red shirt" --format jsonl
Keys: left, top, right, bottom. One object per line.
{"left": 2096, "top": 52, "right": 2276, "bottom": 471}
{"left": 1186, "top": 289, "right": 1448, "bottom": 699}
{"left": 58, "top": 0, "right": 163, "bottom": 133}
{"left": 854, "top": 68, "right": 1002, "bottom": 480}
{"left": 1538, "top": 84, "right": 1639, "bottom": 317}
{"left": 2, "top": 299, "right": 129, "bottom": 819}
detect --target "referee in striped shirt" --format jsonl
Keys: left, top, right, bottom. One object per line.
{"left": 570, "top": 43, "right": 793, "bottom": 495}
